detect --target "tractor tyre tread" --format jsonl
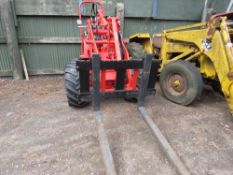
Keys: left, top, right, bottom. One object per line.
{"left": 64, "top": 58, "right": 90, "bottom": 108}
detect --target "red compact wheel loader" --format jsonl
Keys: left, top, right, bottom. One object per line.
{"left": 63, "top": 1, "right": 190, "bottom": 175}
{"left": 64, "top": 0, "right": 159, "bottom": 107}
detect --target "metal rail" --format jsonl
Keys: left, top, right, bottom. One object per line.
{"left": 201, "top": 0, "right": 209, "bottom": 22}
{"left": 226, "top": 0, "right": 233, "bottom": 12}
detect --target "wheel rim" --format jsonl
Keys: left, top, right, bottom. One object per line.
{"left": 166, "top": 73, "right": 187, "bottom": 96}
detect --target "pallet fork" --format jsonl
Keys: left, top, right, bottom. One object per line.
{"left": 80, "top": 54, "right": 191, "bottom": 175}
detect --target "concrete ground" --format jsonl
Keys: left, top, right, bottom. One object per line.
{"left": 0, "top": 76, "right": 233, "bottom": 175}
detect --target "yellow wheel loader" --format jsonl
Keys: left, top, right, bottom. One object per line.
{"left": 128, "top": 12, "right": 233, "bottom": 114}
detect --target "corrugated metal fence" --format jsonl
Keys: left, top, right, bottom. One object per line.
{"left": 0, "top": 0, "right": 230, "bottom": 78}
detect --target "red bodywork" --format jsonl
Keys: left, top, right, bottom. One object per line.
{"left": 77, "top": 0, "right": 139, "bottom": 92}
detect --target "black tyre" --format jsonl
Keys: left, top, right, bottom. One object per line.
{"left": 64, "top": 59, "right": 90, "bottom": 108}
{"left": 127, "top": 42, "right": 146, "bottom": 59}
{"left": 209, "top": 79, "right": 223, "bottom": 95}
{"left": 124, "top": 42, "right": 146, "bottom": 102}
{"left": 160, "top": 60, "right": 203, "bottom": 106}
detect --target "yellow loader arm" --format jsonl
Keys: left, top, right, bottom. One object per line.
{"left": 160, "top": 12, "right": 233, "bottom": 114}
{"left": 129, "top": 11, "right": 233, "bottom": 115}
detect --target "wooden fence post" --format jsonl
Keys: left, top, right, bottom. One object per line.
{"left": 0, "top": 0, "right": 23, "bottom": 80}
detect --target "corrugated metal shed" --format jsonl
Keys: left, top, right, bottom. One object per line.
{"left": 0, "top": 0, "right": 231, "bottom": 76}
